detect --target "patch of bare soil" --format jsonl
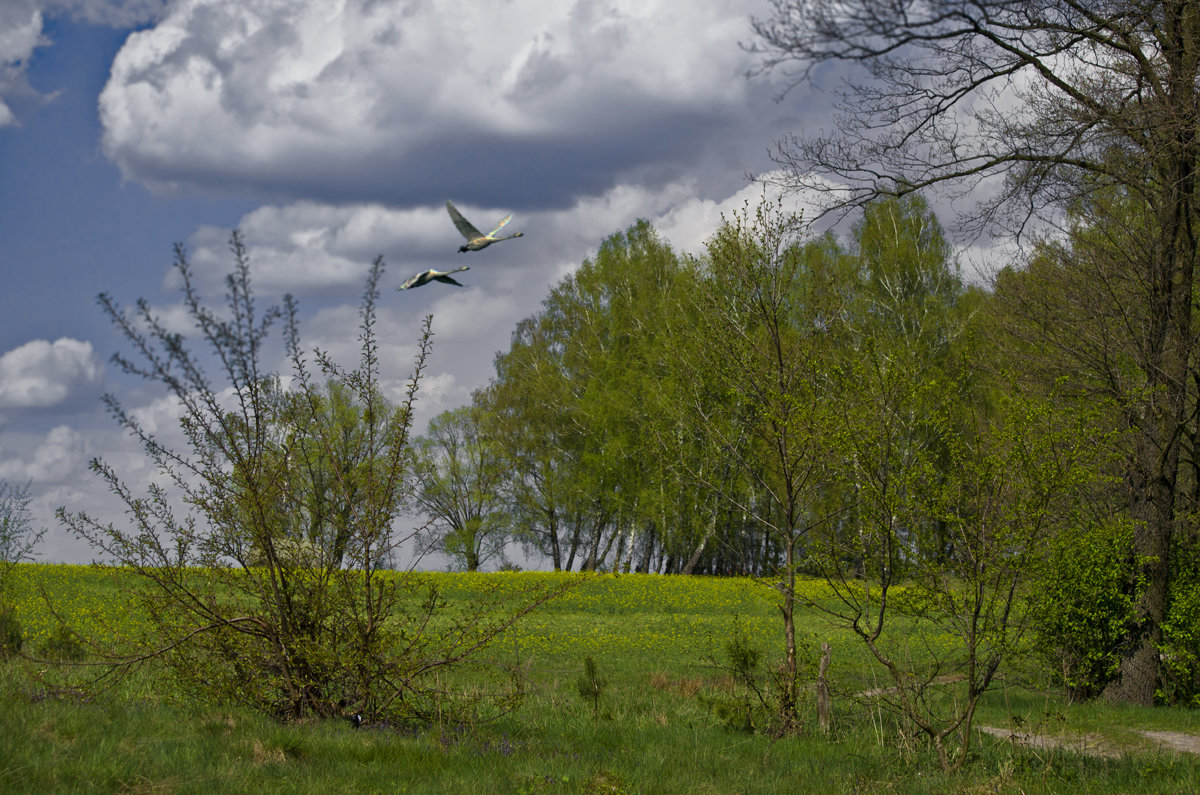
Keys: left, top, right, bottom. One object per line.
{"left": 1135, "top": 729, "right": 1200, "bottom": 755}
{"left": 976, "top": 725, "right": 1124, "bottom": 759}
{"left": 976, "top": 725, "right": 1200, "bottom": 758}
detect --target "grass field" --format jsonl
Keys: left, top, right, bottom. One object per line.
{"left": 2, "top": 564, "right": 1199, "bottom": 793}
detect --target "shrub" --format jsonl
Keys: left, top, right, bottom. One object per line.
{"left": 1159, "top": 528, "right": 1200, "bottom": 706}
{"left": 0, "top": 605, "right": 22, "bottom": 659}
{"left": 39, "top": 624, "right": 86, "bottom": 662}
{"left": 1031, "top": 517, "right": 1144, "bottom": 700}
{"left": 58, "top": 236, "right": 566, "bottom": 723}
{"left": 700, "top": 620, "right": 810, "bottom": 736}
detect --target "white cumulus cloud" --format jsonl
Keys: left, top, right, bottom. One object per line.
{"left": 0, "top": 424, "right": 86, "bottom": 483}
{"left": 0, "top": 2, "right": 45, "bottom": 127}
{"left": 0, "top": 1, "right": 167, "bottom": 126}
{"left": 97, "top": 0, "right": 779, "bottom": 205}
{"left": 0, "top": 338, "right": 104, "bottom": 410}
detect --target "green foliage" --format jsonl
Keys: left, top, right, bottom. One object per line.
{"left": 412, "top": 405, "right": 512, "bottom": 571}
{"left": 0, "top": 479, "right": 44, "bottom": 593}
{"left": 0, "top": 605, "right": 22, "bottom": 659}
{"left": 575, "top": 655, "right": 607, "bottom": 719}
{"left": 39, "top": 624, "right": 86, "bottom": 662}
{"left": 1032, "top": 518, "right": 1144, "bottom": 700}
{"left": 468, "top": 194, "right": 1122, "bottom": 766}
{"left": 1160, "top": 528, "right": 1200, "bottom": 706}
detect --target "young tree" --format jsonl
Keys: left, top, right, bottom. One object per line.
{"left": 753, "top": 0, "right": 1200, "bottom": 706}
{"left": 826, "top": 373, "right": 1111, "bottom": 769}
{"left": 1, "top": 478, "right": 43, "bottom": 592}
{"left": 687, "top": 195, "right": 849, "bottom": 732}
{"left": 411, "top": 405, "right": 511, "bottom": 571}
{"left": 805, "top": 196, "right": 1107, "bottom": 768}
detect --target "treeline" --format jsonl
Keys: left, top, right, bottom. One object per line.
{"left": 415, "top": 196, "right": 983, "bottom": 576}
{"left": 411, "top": 193, "right": 1200, "bottom": 706}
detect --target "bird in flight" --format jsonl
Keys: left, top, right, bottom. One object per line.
{"left": 446, "top": 200, "right": 524, "bottom": 252}
{"left": 397, "top": 266, "right": 470, "bottom": 290}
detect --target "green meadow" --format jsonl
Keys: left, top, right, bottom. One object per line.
{"left": 3, "top": 564, "right": 1199, "bottom": 793}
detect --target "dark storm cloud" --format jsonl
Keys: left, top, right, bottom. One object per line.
{"left": 106, "top": 102, "right": 766, "bottom": 211}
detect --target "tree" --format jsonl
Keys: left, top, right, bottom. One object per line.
{"left": 1, "top": 478, "right": 43, "bottom": 592}
{"left": 1, "top": 477, "right": 44, "bottom": 656}
{"left": 792, "top": 194, "right": 1109, "bottom": 768}
{"left": 411, "top": 405, "right": 511, "bottom": 571}
{"left": 753, "top": 0, "right": 1200, "bottom": 706}
{"left": 848, "top": 196, "right": 983, "bottom": 566}
{"left": 479, "top": 311, "right": 596, "bottom": 572}
{"left": 60, "top": 234, "right": 560, "bottom": 722}
{"left": 687, "top": 195, "right": 850, "bottom": 732}
{"left": 481, "top": 220, "right": 709, "bottom": 574}
{"left": 270, "top": 380, "right": 409, "bottom": 568}
{"left": 826, "top": 372, "right": 1110, "bottom": 769}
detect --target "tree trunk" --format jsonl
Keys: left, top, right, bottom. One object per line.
{"left": 779, "top": 536, "right": 799, "bottom": 729}
{"left": 595, "top": 521, "right": 620, "bottom": 571}
{"left": 547, "top": 508, "right": 562, "bottom": 572}
{"left": 565, "top": 513, "right": 581, "bottom": 571}
{"left": 1108, "top": 77, "right": 1199, "bottom": 702}
{"left": 681, "top": 528, "right": 710, "bottom": 575}
{"left": 637, "top": 523, "right": 655, "bottom": 573}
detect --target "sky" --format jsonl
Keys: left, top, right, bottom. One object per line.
{"left": 0, "top": 0, "right": 847, "bottom": 564}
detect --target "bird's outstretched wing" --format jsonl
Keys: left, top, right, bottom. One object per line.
{"left": 398, "top": 266, "right": 470, "bottom": 290}
{"left": 486, "top": 213, "right": 513, "bottom": 238}
{"left": 397, "top": 272, "right": 424, "bottom": 290}
{"left": 446, "top": 200, "right": 483, "bottom": 241}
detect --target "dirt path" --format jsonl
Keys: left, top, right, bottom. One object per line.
{"left": 1135, "top": 729, "right": 1200, "bottom": 755}
{"left": 976, "top": 725, "right": 1200, "bottom": 758}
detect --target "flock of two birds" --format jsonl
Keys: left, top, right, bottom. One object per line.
{"left": 396, "top": 200, "right": 524, "bottom": 290}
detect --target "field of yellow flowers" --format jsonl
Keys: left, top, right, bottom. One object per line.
{"left": 6, "top": 564, "right": 851, "bottom": 671}
{"left": 5, "top": 565, "right": 1200, "bottom": 793}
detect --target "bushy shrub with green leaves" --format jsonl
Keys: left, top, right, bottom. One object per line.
{"left": 0, "top": 605, "right": 22, "bottom": 659}
{"left": 39, "top": 624, "right": 85, "bottom": 662}
{"left": 1159, "top": 529, "right": 1200, "bottom": 706}
{"left": 58, "top": 236, "right": 565, "bottom": 723}
{"left": 1031, "top": 517, "right": 1143, "bottom": 700}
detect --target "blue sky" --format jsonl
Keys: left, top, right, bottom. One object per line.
{"left": 0, "top": 0, "right": 828, "bottom": 563}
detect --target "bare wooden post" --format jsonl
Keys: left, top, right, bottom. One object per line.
{"left": 817, "top": 641, "right": 833, "bottom": 734}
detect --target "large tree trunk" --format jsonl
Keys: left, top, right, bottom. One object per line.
{"left": 1108, "top": 85, "right": 1198, "bottom": 701}
{"left": 681, "top": 520, "right": 712, "bottom": 575}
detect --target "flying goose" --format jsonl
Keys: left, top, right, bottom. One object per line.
{"left": 397, "top": 266, "right": 470, "bottom": 290}
{"left": 446, "top": 200, "right": 524, "bottom": 252}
